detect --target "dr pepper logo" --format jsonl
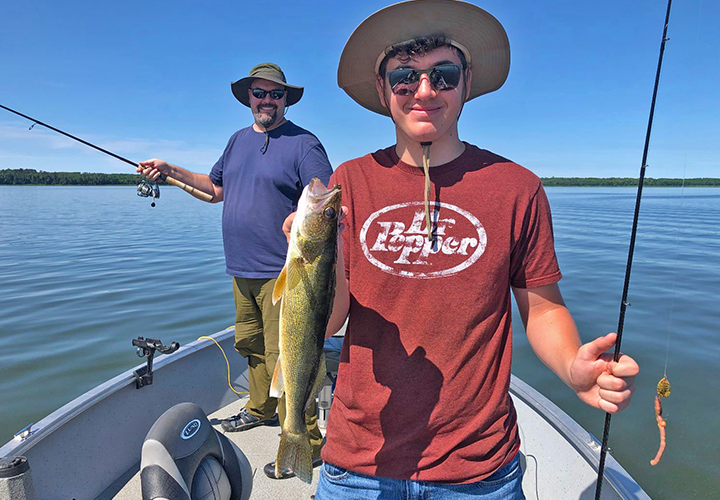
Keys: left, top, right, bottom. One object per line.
{"left": 360, "top": 202, "right": 487, "bottom": 279}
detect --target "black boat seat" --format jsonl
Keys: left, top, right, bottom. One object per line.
{"left": 140, "top": 402, "right": 252, "bottom": 500}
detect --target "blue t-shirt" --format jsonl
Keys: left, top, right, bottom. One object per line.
{"left": 209, "top": 121, "right": 333, "bottom": 278}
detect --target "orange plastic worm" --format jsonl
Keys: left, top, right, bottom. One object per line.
{"left": 650, "top": 396, "right": 667, "bottom": 466}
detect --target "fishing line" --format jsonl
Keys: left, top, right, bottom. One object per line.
{"left": 661, "top": 0, "right": 705, "bottom": 387}
{"left": 0, "top": 103, "right": 214, "bottom": 202}
{"left": 594, "top": 0, "right": 673, "bottom": 497}
{"left": 663, "top": 159, "right": 687, "bottom": 379}
{"left": 197, "top": 336, "right": 249, "bottom": 396}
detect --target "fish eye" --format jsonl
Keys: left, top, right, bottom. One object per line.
{"left": 324, "top": 207, "right": 337, "bottom": 219}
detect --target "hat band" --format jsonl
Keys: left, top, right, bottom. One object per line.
{"left": 249, "top": 72, "right": 287, "bottom": 85}
{"left": 373, "top": 38, "right": 473, "bottom": 76}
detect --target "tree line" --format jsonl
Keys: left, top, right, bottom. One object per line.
{"left": 1, "top": 169, "right": 718, "bottom": 187}
{"left": 0, "top": 169, "right": 141, "bottom": 185}
{"left": 540, "top": 177, "right": 720, "bottom": 187}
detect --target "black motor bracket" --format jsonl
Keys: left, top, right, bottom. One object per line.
{"left": 132, "top": 337, "right": 180, "bottom": 389}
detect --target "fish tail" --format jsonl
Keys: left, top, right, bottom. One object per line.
{"left": 276, "top": 430, "right": 313, "bottom": 483}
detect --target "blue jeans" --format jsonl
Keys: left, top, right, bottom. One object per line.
{"left": 315, "top": 453, "right": 525, "bottom": 500}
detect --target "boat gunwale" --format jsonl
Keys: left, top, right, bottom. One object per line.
{"left": 510, "top": 376, "right": 651, "bottom": 499}
{"left": 0, "top": 326, "right": 236, "bottom": 458}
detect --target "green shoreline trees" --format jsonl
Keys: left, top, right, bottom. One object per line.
{"left": 1, "top": 168, "right": 719, "bottom": 187}
{"left": 540, "top": 177, "right": 720, "bottom": 187}
{"left": 0, "top": 169, "right": 141, "bottom": 186}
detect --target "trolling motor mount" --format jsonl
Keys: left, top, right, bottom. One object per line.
{"left": 132, "top": 337, "right": 180, "bottom": 389}
{"left": 137, "top": 178, "right": 160, "bottom": 207}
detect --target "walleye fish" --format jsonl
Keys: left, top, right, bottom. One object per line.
{"left": 270, "top": 178, "right": 342, "bottom": 483}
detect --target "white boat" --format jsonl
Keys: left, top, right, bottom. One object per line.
{"left": 0, "top": 327, "right": 651, "bottom": 500}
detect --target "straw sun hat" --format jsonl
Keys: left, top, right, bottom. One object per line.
{"left": 337, "top": 0, "right": 511, "bottom": 116}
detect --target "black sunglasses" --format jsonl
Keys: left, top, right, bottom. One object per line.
{"left": 250, "top": 88, "right": 286, "bottom": 100}
{"left": 386, "top": 64, "right": 463, "bottom": 96}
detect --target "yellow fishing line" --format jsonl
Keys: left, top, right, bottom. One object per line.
{"left": 197, "top": 336, "right": 248, "bottom": 396}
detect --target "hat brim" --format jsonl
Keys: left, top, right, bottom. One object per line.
{"left": 337, "top": 0, "right": 510, "bottom": 116}
{"left": 231, "top": 76, "right": 304, "bottom": 107}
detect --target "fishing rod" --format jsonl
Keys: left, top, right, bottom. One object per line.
{"left": 594, "top": 0, "right": 673, "bottom": 498}
{"left": 0, "top": 103, "right": 213, "bottom": 203}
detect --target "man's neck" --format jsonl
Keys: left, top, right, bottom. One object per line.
{"left": 252, "top": 117, "right": 287, "bottom": 133}
{"left": 394, "top": 127, "right": 465, "bottom": 167}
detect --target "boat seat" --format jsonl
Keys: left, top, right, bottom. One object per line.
{"left": 140, "top": 402, "right": 252, "bottom": 500}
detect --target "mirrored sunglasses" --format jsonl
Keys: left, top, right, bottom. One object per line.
{"left": 250, "top": 88, "right": 286, "bottom": 100}
{"left": 387, "top": 64, "right": 463, "bottom": 96}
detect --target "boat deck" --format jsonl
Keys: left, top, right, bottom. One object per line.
{"left": 99, "top": 388, "right": 636, "bottom": 500}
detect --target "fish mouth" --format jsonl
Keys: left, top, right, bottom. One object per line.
{"left": 307, "top": 178, "right": 341, "bottom": 209}
{"left": 292, "top": 178, "right": 342, "bottom": 243}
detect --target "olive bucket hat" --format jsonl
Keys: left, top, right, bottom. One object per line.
{"left": 337, "top": 0, "right": 510, "bottom": 116}
{"left": 231, "top": 63, "right": 304, "bottom": 107}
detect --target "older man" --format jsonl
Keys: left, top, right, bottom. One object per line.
{"left": 138, "top": 63, "right": 330, "bottom": 479}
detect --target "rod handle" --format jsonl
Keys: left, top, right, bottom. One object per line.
{"left": 163, "top": 175, "right": 214, "bottom": 202}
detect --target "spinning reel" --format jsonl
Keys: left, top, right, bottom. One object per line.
{"left": 137, "top": 178, "right": 160, "bottom": 207}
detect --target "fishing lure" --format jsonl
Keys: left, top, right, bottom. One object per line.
{"left": 650, "top": 377, "right": 670, "bottom": 466}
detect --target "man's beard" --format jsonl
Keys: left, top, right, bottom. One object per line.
{"left": 254, "top": 105, "right": 278, "bottom": 128}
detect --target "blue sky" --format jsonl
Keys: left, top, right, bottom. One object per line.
{"left": 1, "top": 0, "right": 718, "bottom": 178}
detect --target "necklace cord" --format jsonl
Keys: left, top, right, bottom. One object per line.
{"left": 421, "top": 142, "right": 432, "bottom": 241}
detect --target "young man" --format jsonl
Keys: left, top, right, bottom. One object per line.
{"left": 138, "top": 63, "right": 331, "bottom": 479}
{"left": 310, "top": 1, "right": 639, "bottom": 498}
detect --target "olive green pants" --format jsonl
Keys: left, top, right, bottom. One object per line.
{"left": 232, "top": 277, "right": 324, "bottom": 457}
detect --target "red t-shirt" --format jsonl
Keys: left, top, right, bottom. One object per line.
{"left": 323, "top": 144, "right": 562, "bottom": 483}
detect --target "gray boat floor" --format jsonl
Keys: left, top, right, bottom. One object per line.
{"left": 103, "top": 396, "right": 319, "bottom": 500}
{"left": 101, "top": 391, "right": 630, "bottom": 500}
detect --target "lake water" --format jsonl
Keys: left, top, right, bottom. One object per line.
{"left": 0, "top": 185, "right": 718, "bottom": 499}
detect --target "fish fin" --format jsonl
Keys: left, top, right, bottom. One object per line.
{"left": 286, "top": 257, "right": 304, "bottom": 291}
{"left": 270, "top": 356, "right": 285, "bottom": 398}
{"left": 305, "top": 353, "right": 327, "bottom": 412}
{"left": 272, "top": 266, "right": 287, "bottom": 305}
{"left": 276, "top": 430, "right": 313, "bottom": 484}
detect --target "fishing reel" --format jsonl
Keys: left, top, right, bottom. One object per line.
{"left": 137, "top": 178, "right": 160, "bottom": 207}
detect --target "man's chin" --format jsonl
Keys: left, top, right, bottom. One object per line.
{"left": 255, "top": 112, "right": 277, "bottom": 128}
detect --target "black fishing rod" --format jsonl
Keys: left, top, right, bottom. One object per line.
{"left": 0, "top": 103, "right": 213, "bottom": 202}
{"left": 594, "top": 0, "right": 673, "bottom": 498}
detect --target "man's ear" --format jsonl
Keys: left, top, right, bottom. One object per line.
{"left": 375, "top": 76, "right": 389, "bottom": 110}
{"left": 464, "top": 68, "right": 473, "bottom": 101}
